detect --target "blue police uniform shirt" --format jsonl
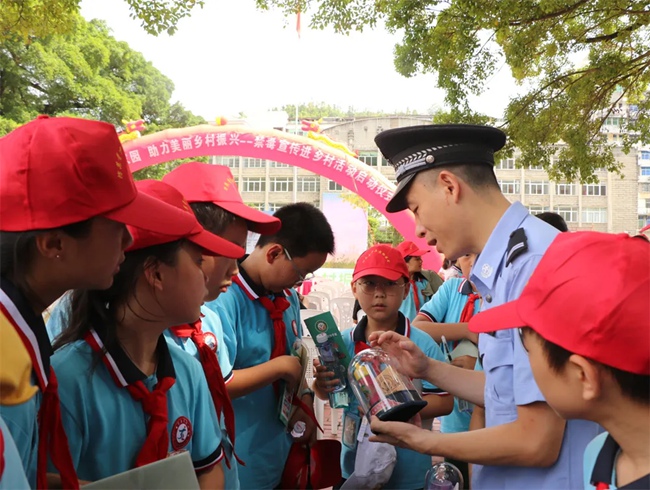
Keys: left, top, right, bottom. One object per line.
{"left": 51, "top": 327, "right": 223, "bottom": 482}
{"left": 0, "top": 416, "right": 29, "bottom": 489}
{"left": 470, "top": 201, "right": 602, "bottom": 489}
{"left": 165, "top": 304, "right": 239, "bottom": 490}
{"left": 583, "top": 432, "right": 650, "bottom": 490}
{"left": 207, "top": 265, "right": 302, "bottom": 490}
{"left": 0, "top": 278, "right": 52, "bottom": 488}
{"left": 341, "top": 314, "right": 449, "bottom": 489}
{"left": 399, "top": 276, "right": 427, "bottom": 322}
{"left": 419, "top": 278, "right": 480, "bottom": 434}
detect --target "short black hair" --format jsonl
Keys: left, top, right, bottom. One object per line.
{"left": 425, "top": 163, "right": 499, "bottom": 191}
{"left": 527, "top": 328, "right": 649, "bottom": 405}
{"left": 535, "top": 212, "right": 569, "bottom": 232}
{"left": 189, "top": 202, "right": 239, "bottom": 235}
{"left": 256, "top": 202, "right": 334, "bottom": 257}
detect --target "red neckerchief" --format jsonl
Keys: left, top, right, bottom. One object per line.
{"left": 84, "top": 330, "right": 175, "bottom": 467}
{"left": 409, "top": 279, "right": 421, "bottom": 312}
{"left": 169, "top": 319, "right": 243, "bottom": 468}
{"left": 0, "top": 288, "right": 79, "bottom": 490}
{"left": 459, "top": 290, "right": 480, "bottom": 323}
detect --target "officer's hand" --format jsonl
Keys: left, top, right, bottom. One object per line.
{"left": 274, "top": 355, "right": 303, "bottom": 390}
{"left": 368, "top": 416, "right": 431, "bottom": 452}
{"left": 312, "top": 358, "right": 341, "bottom": 393}
{"left": 368, "top": 331, "right": 431, "bottom": 380}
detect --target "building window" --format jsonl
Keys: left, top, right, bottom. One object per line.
{"left": 528, "top": 163, "right": 543, "bottom": 171}
{"left": 639, "top": 151, "right": 650, "bottom": 161}
{"left": 555, "top": 183, "right": 575, "bottom": 195}
{"left": 497, "top": 158, "right": 516, "bottom": 170}
{"left": 380, "top": 156, "right": 388, "bottom": 167}
{"left": 554, "top": 206, "right": 578, "bottom": 223}
{"left": 270, "top": 177, "right": 293, "bottom": 192}
{"left": 267, "top": 202, "right": 287, "bottom": 212}
{"left": 641, "top": 183, "right": 650, "bottom": 193}
{"left": 641, "top": 167, "right": 650, "bottom": 176}
{"left": 604, "top": 117, "right": 620, "bottom": 126}
{"left": 582, "top": 183, "right": 607, "bottom": 196}
{"left": 247, "top": 202, "right": 264, "bottom": 210}
{"left": 243, "top": 158, "right": 265, "bottom": 168}
{"left": 527, "top": 205, "right": 550, "bottom": 214}
{"left": 217, "top": 156, "right": 239, "bottom": 168}
{"left": 242, "top": 177, "right": 265, "bottom": 193}
{"left": 358, "top": 152, "right": 378, "bottom": 166}
{"left": 525, "top": 181, "right": 549, "bottom": 195}
{"left": 328, "top": 180, "right": 343, "bottom": 191}
{"left": 582, "top": 208, "right": 607, "bottom": 223}
{"left": 498, "top": 180, "right": 520, "bottom": 195}
{"left": 297, "top": 176, "right": 320, "bottom": 193}
{"left": 269, "top": 160, "right": 290, "bottom": 168}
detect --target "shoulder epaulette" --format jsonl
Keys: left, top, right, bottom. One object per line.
{"left": 506, "top": 228, "right": 528, "bottom": 267}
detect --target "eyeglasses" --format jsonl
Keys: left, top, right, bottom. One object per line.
{"left": 284, "top": 248, "right": 315, "bottom": 286}
{"left": 356, "top": 279, "right": 406, "bottom": 296}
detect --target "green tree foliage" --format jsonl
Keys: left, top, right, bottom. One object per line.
{"left": 340, "top": 192, "right": 401, "bottom": 246}
{"left": 0, "top": 14, "right": 205, "bottom": 135}
{"left": 260, "top": 0, "right": 650, "bottom": 182}
{"left": 278, "top": 102, "right": 420, "bottom": 120}
{"left": 0, "top": 0, "right": 204, "bottom": 40}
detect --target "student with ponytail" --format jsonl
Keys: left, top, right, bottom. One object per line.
{"left": 0, "top": 116, "right": 197, "bottom": 488}
{"left": 50, "top": 180, "right": 245, "bottom": 489}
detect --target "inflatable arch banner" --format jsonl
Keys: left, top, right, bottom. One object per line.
{"left": 124, "top": 125, "right": 440, "bottom": 270}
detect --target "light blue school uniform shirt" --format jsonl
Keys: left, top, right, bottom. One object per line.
{"left": 419, "top": 277, "right": 480, "bottom": 434}
{"left": 165, "top": 304, "right": 240, "bottom": 490}
{"left": 207, "top": 265, "right": 302, "bottom": 490}
{"left": 399, "top": 275, "right": 428, "bottom": 322}
{"left": 470, "top": 201, "right": 602, "bottom": 489}
{"left": 0, "top": 278, "right": 51, "bottom": 488}
{"left": 51, "top": 328, "right": 223, "bottom": 481}
{"left": 340, "top": 314, "right": 449, "bottom": 490}
{"left": 583, "top": 432, "right": 650, "bottom": 490}
{"left": 0, "top": 416, "right": 29, "bottom": 489}
{"left": 45, "top": 292, "right": 71, "bottom": 342}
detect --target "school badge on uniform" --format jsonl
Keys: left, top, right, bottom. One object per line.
{"left": 171, "top": 416, "right": 193, "bottom": 451}
{"left": 203, "top": 332, "right": 218, "bottom": 353}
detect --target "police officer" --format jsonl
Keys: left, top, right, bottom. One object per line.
{"left": 367, "top": 125, "right": 602, "bottom": 489}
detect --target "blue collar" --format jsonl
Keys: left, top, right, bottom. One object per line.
{"left": 471, "top": 201, "right": 529, "bottom": 292}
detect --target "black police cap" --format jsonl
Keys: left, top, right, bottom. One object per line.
{"left": 375, "top": 124, "right": 506, "bottom": 213}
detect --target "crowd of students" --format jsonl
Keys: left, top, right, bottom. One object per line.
{"left": 0, "top": 115, "right": 647, "bottom": 490}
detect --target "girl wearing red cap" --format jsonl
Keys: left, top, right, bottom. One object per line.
{"left": 0, "top": 117, "right": 200, "bottom": 489}
{"left": 48, "top": 181, "right": 245, "bottom": 489}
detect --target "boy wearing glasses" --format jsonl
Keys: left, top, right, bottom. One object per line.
{"left": 212, "top": 202, "right": 334, "bottom": 490}
{"left": 314, "top": 244, "right": 453, "bottom": 490}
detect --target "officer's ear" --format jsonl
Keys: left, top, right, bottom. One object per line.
{"left": 437, "top": 170, "right": 462, "bottom": 202}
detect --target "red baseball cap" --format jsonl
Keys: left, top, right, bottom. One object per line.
{"left": 0, "top": 115, "right": 195, "bottom": 235}
{"left": 353, "top": 244, "right": 410, "bottom": 282}
{"left": 163, "top": 162, "right": 281, "bottom": 234}
{"left": 127, "top": 180, "right": 245, "bottom": 259}
{"left": 469, "top": 232, "right": 650, "bottom": 375}
{"left": 396, "top": 240, "right": 429, "bottom": 258}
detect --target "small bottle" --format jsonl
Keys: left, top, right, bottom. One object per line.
{"left": 424, "top": 462, "right": 463, "bottom": 490}
{"left": 290, "top": 421, "right": 306, "bottom": 439}
{"left": 315, "top": 333, "right": 347, "bottom": 393}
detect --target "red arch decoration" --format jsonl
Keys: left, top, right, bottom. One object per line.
{"left": 123, "top": 125, "right": 440, "bottom": 269}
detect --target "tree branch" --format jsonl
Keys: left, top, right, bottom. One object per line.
{"left": 508, "top": 0, "right": 590, "bottom": 26}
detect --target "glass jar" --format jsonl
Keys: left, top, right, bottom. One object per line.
{"left": 348, "top": 347, "right": 426, "bottom": 422}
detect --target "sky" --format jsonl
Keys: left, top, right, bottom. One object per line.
{"left": 80, "top": 0, "right": 520, "bottom": 122}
